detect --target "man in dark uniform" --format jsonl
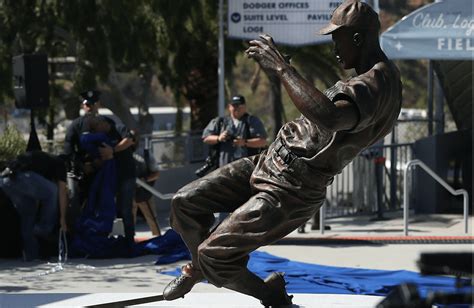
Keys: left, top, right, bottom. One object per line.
{"left": 63, "top": 90, "right": 137, "bottom": 248}
{"left": 63, "top": 90, "right": 104, "bottom": 182}
{"left": 163, "top": 1, "right": 402, "bottom": 306}
{"left": 202, "top": 95, "right": 267, "bottom": 169}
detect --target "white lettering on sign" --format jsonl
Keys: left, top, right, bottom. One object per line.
{"left": 452, "top": 15, "right": 474, "bottom": 36}
{"left": 228, "top": 0, "right": 353, "bottom": 46}
{"left": 437, "top": 38, "right": 474, "bottom": 51}
{"left": 412, "top": 13, "right": 445, "bottom": 29}
{"left": 412, "top": 13, "right": 474, "bottom": 36}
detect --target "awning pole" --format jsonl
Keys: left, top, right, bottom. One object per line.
{"left": 373, "top": 0, "right": 379, "bottom": 13}
{"left": 434, "top": 71, "right": 445, "bottom": 135}
{"left": 427, "top": 61, "right": 434, "bottom": 136}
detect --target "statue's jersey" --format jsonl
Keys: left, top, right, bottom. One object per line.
{"left": 277, "top": 60, "right": 402, "bottom": 177}
{"left": 250, "top": 60, "right": 402, "bottom": 205}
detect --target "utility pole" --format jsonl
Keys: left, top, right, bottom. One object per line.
{"left": 218, "top": 0, "right": 225, "bottom": 117}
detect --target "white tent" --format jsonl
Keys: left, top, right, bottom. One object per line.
{"left": 380, "top": 0, "right": 473, "bottom": 60}
{"left": 380, "top": 0, "right": 473, "bottom": 133}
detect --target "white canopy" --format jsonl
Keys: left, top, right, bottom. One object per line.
{"left": 380, "top": 0, "right": 474, "bottom": 60}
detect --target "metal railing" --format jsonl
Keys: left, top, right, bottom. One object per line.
{"left": 143, "top": 134, "right": 417, "bottom": 220}
{"left": 325, "top": 143, "right": 414, "bottom": 218}
{"left": 403, "top": 159, "right": 469, "bottom": 236}
{"left": 146, "top": 132, "right": 206, "bottom": 169}
{"left": 136, "top": 178, "right": 174, "bottom": 200}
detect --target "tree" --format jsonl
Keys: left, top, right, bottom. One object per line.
{"left": 62, "top": 0, "right": 161, "bottom": 132}
{"left": 0, "top": 0, "right": 162, "bottom": 136}
{"left": 151, "top": 0, "right": 244, "bottom": 131}
{"left": 0, "top": 0, "right": 74, "bottom": 142}
{"left": 248, "top": 43, "right": 341, "bottom": 137}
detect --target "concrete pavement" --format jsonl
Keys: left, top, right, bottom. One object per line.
{"left": 0, "top": 212, "right": 472, "bottom": 307}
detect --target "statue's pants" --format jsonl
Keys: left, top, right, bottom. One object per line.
{"left": 170, "top": 147, "right": 331, "bottom": 288}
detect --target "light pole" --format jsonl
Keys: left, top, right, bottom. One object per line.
{"left": 218, "top": 0, "right": 225, "bottom": 117}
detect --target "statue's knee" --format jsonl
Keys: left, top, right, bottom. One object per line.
{"left": 197, "top": 241, "right": 217, "bottom": 273}
{"left": 197, "top": 241, "right": 208, "bottom": 262}
{"left": 197, "top": 242, "right": 223, "bottom": 286}
{"left": 170, "top": 190, "right": 190, "bottom": 212}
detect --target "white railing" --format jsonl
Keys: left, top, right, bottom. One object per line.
{"left": 403, "top": 159, "right": 469, "bottom": 236}
{"left": 136, "top": 178, "right": 174, "bottom": 200}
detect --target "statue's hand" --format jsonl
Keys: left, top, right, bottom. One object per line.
{"left": 245, "top": 34, "right": 290, "bottom": 74}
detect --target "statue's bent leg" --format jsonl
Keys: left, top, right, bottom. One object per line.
{"left": 197, "top": 191, "right": 320, "bottom": 305}
{"left": 164, "top": 157, "right": 257, "bottom": 300}
{"left": 170, "top": 157, "right": 256, "bottom": 264}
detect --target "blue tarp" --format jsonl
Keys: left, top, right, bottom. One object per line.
{"left": 380, "top": 0, "right": 473, "bottom": 60}
{"left": 136, "top": 229, "right": 191, "bottom": 264}
{"left": 68, "top": 228, "right": 471, "bottom": 302}
{"left": 161, "top": 241, "right": 471, "bottom": 300}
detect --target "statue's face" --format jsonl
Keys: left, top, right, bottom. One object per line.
{"left": 332, "top": 28, "right": 359, "bottom": 70}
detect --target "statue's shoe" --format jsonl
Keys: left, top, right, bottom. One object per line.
{"left": 163, "top": 263, "right": 204, "bottom": 300}
{"left": 260, "top": 272, "right": 293, "bottom": 308}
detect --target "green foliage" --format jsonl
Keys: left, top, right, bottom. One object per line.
{"left": 380, "top": 1, "right": 432, "bottom": 110}
{"left": 0, "top": 126, "right": 27, "bottom": 162}
{"left": 396, "top": 60, "right": 428, "bottom": 108}
{"left": 229, "top": 42, "right": 342, "bottom": 135}
{"left": 0, "top": 0, "right": 427, "bottom": 135}
{"left": 151, "top": 0, "right": 245, "bottom": 129}
{"left": 63, "top": 0, "right": 160, "bottom": 81}
{"left": 0, "top": 0, "right": 162, "bottom": 131}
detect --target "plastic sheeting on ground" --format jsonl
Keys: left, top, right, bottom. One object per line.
{"left": 161, "top": 243, "right": 471, "bottom": 299}
{"left": 67, "top": 228, "right": 471, "bottom": 302}
{"left": 136, "top": 229, "right": 191, "bottom": 264}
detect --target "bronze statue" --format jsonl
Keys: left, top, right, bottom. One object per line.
{"left": 162, "top": 0, "right": 402, "bottom": 306}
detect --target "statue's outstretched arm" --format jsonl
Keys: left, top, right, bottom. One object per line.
{"left": 246, "top": 34, "right": 358, "bottom": 132}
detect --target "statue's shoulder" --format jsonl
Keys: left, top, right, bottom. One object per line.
{"left": 373, "top": 60, "right": 400, "bottom": 76}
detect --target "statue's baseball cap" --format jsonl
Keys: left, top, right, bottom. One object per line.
{"left": 230, "top": 95, "right": 246, "bottom": 105}
{"left": 319, "top": 0, "right": 380, "bottom": 35}
{"left": 80, "top": 90, "right": 101, "bottom": 105}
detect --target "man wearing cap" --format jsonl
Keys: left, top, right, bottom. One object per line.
{"left": 63, "top": 90, "right": 137, "bottom": 249}
{"left": 163, "top": 0, "right": 402, "bottom": 306}
{"left": 63, "top": 90, "right": 104, "bottom": 172}
{"left": 201, "top": 95, "right": 267, "bottom": 172}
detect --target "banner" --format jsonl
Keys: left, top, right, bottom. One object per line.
{"left": 380, "top": 0, "right": 474, "bottom": 60}
{"left": 227, "top": 0, "right": 344, "bottom": 46}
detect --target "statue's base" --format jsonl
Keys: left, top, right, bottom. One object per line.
{"left": 0, "top": 292, "right": 384, "bottom": 307}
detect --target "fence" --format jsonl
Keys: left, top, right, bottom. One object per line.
{"left": 35, "top": 130, "right": 415, "bottom": 220}
{"left": 325, "top": 143, "right": 414, "bottom": 218}
{"left": 145, "top": 132, "right": 414, "bottom": 219}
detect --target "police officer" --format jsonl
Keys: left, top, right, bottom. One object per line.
{"left": 63, "top": 90, "right": 137, "bottom": 249}
{"left": 63, "top": 90, "right": 103, "bottom": 177}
